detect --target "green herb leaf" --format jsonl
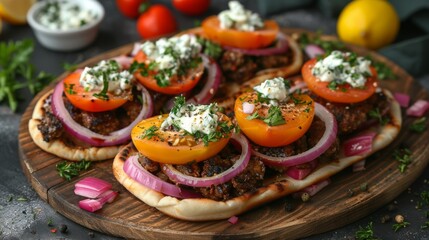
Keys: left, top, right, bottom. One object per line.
{"left": 56, "top": 159, "right": 91, "bottom": 181}
{"left": 298, "top": 32, "right": 345, "bottom": 54}
{"left": 264, "top": 106, "right": 286, "bottom": 126}
{"left": 392, "top": 148, "right": 412, "bottom": 173}
{"left": 92, "top": 73, "right": 109, "bottom": 100}
{"left": 410, "top": 117, "right": 427, "bottom": 133}
{"left": 355, "top": 222, "right": 377, "bottom": 240}
{"left": 63, "top": 62, "right": 78, "bottom": 72}
{"left": 197, "top": 37, "right": 222, "bottom": 59}
{"left": 368, "top": 108, "right": 389, "bottom": 125}
{"left": 392, "top": 221, "right": 410, "bottom": 232}
{"left": 141, "top": 126, "right": 158, "bottom": 139}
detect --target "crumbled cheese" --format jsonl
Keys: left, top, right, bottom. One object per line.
{"left": 312, "top": 50, "right": 372, "bottom": 88}
{"left": 253, "top": 77, "right": 289, "bottom": 106}
{"left": 218, "top": 1, "right": 263, "bottom": 31}
{"left": 38, "top": 1, "right": 98, "bottom": 31}
{"left": 139, "top": 34, "right": 202, "bottom": 84}
{"left": 161, "top": 103, "right": 219, "bottom": 135}
{"left": 79, "top": 60, "right": 133, "bottom": 95}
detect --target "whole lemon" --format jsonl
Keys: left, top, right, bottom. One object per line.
{"left": 337, "top": 0, "right": 400, "bottom": 50}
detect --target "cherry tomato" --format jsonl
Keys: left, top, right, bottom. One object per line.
{"left": 131, "top": 114, "right": 232, "bottom": 164}
{"left": 173, "top": 0, "right": 210, "bottom": 16}
{"left": 137, "top": 4, "right": 177, "bottom": 39}
{"left": 302, "top": 58, "right": 378, "bottom": 103}
{"left": 234, "top": 91, "right": 315, "bottom": 147}
{"left": 116, "top": 0, "right": 146, "bottom": 19}
{"left": 133, "top": 51, "right": 204, "bottom": 95}
{"left": 201, "top": 16, "right": 279, "bottom": 49}
{"left": 63, "top": 70, "right": 129, "bottom": 112}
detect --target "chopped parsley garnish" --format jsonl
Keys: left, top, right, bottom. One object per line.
{"left": 56, "top": 159, "right": 91, "bottom": 181}
{"left": 63, "top": 62, "right": 78, "bottom": 72}
{"left": 298, "top": 32, "right": 346, "bottom": 54}
{"left": 64, "top": 83, "right": 76, "bottom": 95}
{"left": 365, "top": 56, "right": 396, "bottom": 80}
{"left": 355, "top": 222, "right": 377, "bottom": 240}
{"left": 171, "top": 95, "right": 186, "bottom": 115}
{"left": 409, "top": 117, "right": 426, "bottom": 133}
{"left": 197, "top": 37, "right": 223, "bottom": 59}
{"left": 393, "top": 147, "right": 412, "bottom": 173}
{"left": 141, "top": 126, "right": 158, "bottom": 140}
{"left": 368, "top": 108, "right": 389, "bottom": 125}
{"left": 247, "top": 106, "right": 286, "bottom": 126}
{"left": 92, "top": 73, "right": 109, "bottom": 100}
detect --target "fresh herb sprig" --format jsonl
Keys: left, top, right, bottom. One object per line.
{"left": 0, "top": 39, "right": 54, "bottom": 111}
{"left": 365, "top": 56, "right": 396, "bottom": 80}
{"left": 410, "top": 117, "right": 427, "bottom": 133}
{"left": 197, "top": 37, "right": 222, "bottom": 59}
{"left": 56, "top": 159, "right": 91, "bottom": 181}
{"left": 355, "top": 222, "right": 378, "bottom": 240}
{"left": 392, "top": 221, "right": 410, "bottom": 232}
{"left": 368, "top": 108, "right": 389, "bottom": 125}
{"left": 247, "top": 106, "right": 286, "bottom": 126}
{"left": 392, "top": 148, "right": 412, "bottom": 173}
{"left": 298, "top": 32, "right": 345, "bottom": 54}
{"left": 141, "top": 126, "right": 158, "bottom": 140}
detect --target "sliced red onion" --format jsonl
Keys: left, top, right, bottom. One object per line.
{"left": 223, "top": 32, "right": 289, "bottom": 56}
{"left": 393, "top": 93, "right": 410, "bottom": 108}
{"left": 131, "top": 42, "right": 141, "bottom": 56}
{"left": 228, "top": 216, "right": 239, "bottom": 224}
{"left": 285, "top": 160, "right": 318, "bottom": 180}
{"left": 74, "top": 177, "right": 112, "bottom": 198}
{"left": 123, "top": 155, "right": 200, "bottom": 199}
{"left": 343, "top": 132, "right": 376, "bottom": 157}
{"left": 242, "top": 102, "right": 255, "bottom": 114}
{"left": 111, "top": 55, "right": 134, "bottom": 69}
{"left": 51, "top": 80, "right": 153, "bottom": 147}
{"left": 289, "top": 81, "right": 308, "bottom": 94}
{"left": 304, "top": 44, "right": 325, "bottom": 59}
{"left": 407, "top": 99, "right": 429, "bottom": 117}
{"left": 161, "top": 133, "right": 251, "bottom": 187}
{"left": 78, "top": 190, "right": 118, "bottom": 212}
{"left": 353, "top": 159, "right": 366, "bottom": 172}
{"left": 253, "top": 103, "right": 337, "bottom": 167}
{"left": 292, "top": 179, "right": 331, "bottom": 199}
{"left": 186, "top": 54, "right": 222, "bottom": 105}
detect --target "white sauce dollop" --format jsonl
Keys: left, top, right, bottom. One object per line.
{"left": 218, "top": 1, "right": 263, "bottom": 31}
{"left": 253, "top": 77, "right": 289, "bottom": 106}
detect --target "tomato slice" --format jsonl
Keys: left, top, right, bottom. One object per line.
{"left": 302, "top": 58, "right": 378, "bottom": 103}
{"left": 131, "top": 114, "right": 232, "bottom": 164}
{"left": 201, "top": 16, "right": 279, "bottom": 49}
{"left": 234, "top": 92, "right": 315, "bottom": 147}
{"left": 63, "top": 70, "right": 129, "bottom": 112}
{"left": 133, "top": 51, "right": 204, "bottom": 95}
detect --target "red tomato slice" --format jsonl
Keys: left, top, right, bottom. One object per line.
{"left": 234, "top": 92, "right": 315, "bottom": 147}
{"left": 302, "top": 58, "right": 378, "bottom": 103}
{"left": 133, "top": 51, "right": 204, "bottom": 95}
{"left": 201, "top": 16, "right": 279, "bottom": 49}
{"left": 63, "top": 70, "right": 129, "bottom": 112}
{"left": 131, "top": 114, "right": 232, "bottom": 164}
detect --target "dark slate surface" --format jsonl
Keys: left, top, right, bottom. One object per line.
{"left": 1, "top": 0, "right": 428, "bottom": 239}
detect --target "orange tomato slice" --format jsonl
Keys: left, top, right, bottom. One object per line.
{"left": 131, "top": 114, "right": 232, "bottom": 164}
{"left": 133, "top": 51, "right": 204, "bottom": 95}
{"left": 301, "top": 58, "right": 378, "bottom": 103}
{"left": 201, "top": 15, "right": 279, "bottom": 49}
{"left": 234, "top": 92, "right": 315, "bottom": 147}
{"left": 63, "top": 70, "right": 129, "bottom": 112}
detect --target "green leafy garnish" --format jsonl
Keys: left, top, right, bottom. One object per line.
{"left": 409, "top": 117, "right": 427, "bottom": 133}
{"left": 197, "top": 37, "right": 222, "bottom": 59}
{"left": 392, "top": 221, "right": 410, "bottom": 232}
{"left": 92, "top": 74, "right": 109, "bottom": 100}
{"left": 0, "top": 39, "right": 54, "bottom": 111}
{"left": 63, "top": 62, "right": 78, "bottom": 72}
{"left": 393, "top": 147, "right": 412, "bottom": 173}
{"left": 64, "top": 83, "right": 76, "bottom": 95}
{"left": 247, "top": 106, "right": 286, "bottom": 126}
{"left": 141, "top": 126, "right": 158, "bottom": 140}
{"left": 298, "top": 32, "right": 345, "bottom": 54}
{"left": 368, "top": 108, "right": 389, "bottom": 125}
{"left": 365, "top": 56, "right": 396, "bottom": 80}
{"left": 355, "top": 222, "right": 377, "bottom": 240}
{"left": 56, "top": 159, "right": 91, "bottom": 181}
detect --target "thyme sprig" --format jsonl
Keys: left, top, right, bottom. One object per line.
{"left": 56, "top": 159, "right": 91, "bottom": 181}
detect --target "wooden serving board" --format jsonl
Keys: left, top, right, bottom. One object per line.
{"left": 18, "top": 30, "right": 429, "bottom": 239}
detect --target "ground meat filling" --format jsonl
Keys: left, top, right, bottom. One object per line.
{"left": 252, "top": 116, "right": 340, "bottom": 168}
{"left": 37, "top": 92, "right": 142, "bottom": 143}
{"left": 311, "top": 91, "right": 391, "bottom": 136}
{"left": 138, "top": 144, "right": 266, "bottom": 201}
{"left": 220, "top": 48, "right": 291, "bottom": 83}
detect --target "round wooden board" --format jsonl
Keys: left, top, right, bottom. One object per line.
{"left": 19, "top": 29, "right": 429, "bottom": 240}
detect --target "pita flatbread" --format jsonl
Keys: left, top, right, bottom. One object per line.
{"left": 112, "top": 89, "right": 401, "bottom": 221}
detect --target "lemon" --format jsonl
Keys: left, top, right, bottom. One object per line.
{"left": 0, "top": 0, "right": 36, "bottom": 25}
{"left": 337, "top": 0, "right": 400, "bottom": 50}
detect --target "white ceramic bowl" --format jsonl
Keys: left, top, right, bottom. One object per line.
{"left": 27, "top": 0, "right": 104, "bottom": 51}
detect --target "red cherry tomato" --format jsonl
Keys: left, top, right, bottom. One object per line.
{"left": 136, "top": 4, "right": 178, "bottom": 39}
{"left": 116, "top": 0, "right": 146, "bottom": 19}
{"left": 172, "top": 0, "right": 210, "bottom": 16}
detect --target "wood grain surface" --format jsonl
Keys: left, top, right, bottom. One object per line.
{"left": 18, "top": 30, "right": 429, "bottom": 239}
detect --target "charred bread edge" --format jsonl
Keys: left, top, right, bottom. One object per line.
{"left": 29, "top": 90, "right": 123, "bottom": 161}
{"left": 112, "top": 89, "right": 401, "bottom": 221}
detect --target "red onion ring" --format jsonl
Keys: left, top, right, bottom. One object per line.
{"left": 51, "top": 80, "right": 153, "bottom": 147}
{"left": 253, "top": 103, "right": 337, "bottom": 167}
{"left": 123, "top": 155, "right": 200, "bottom": 199}
{"left": 161, "top": 133, "right": 251, "bottom": 187}
{"left": 223, "top": 32, "right": 289, "bottom": 56}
